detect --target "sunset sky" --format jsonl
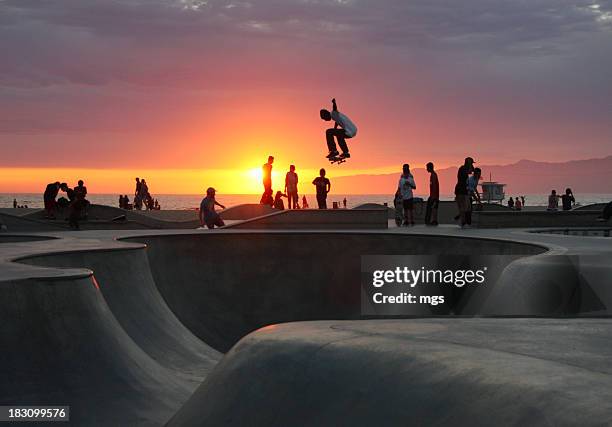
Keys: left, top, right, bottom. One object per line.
{"left": 1, "top": 0, "right": 611, "bottom": 194}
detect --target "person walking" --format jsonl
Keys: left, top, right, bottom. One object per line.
{"left": 425, "top": 162, "right": 439, "bottom": 226}
{"left": 312, "top": 168, "right": 331, "bottom": 209}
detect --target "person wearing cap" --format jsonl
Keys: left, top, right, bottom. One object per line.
{"left": 455, "top": 157, "right": 475, "bottom": 228}
{"left": 199, "top": 187, "right": 226, "bottom": 229}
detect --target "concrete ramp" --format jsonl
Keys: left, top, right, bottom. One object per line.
{"left": 0, "top": 275, "right": 194, "bottom": 425}
{"left": 169, "top": 319, "right": 612, "bottom": 427}
{"left": 21, "top": 247, "right": 220, "bottom": 382}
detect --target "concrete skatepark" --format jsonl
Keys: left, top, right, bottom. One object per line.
{"left": 1, "top": 205, "right": 612, "bottom": 425}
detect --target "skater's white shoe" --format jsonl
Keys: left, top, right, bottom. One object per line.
{"left": 326, "top": 151, "right": 339, "bottom": 159}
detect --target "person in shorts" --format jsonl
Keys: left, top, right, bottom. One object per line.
{"left": 455, "top": 157, "right": 474, "bottom": 228}
{"left": 199, "top": 187, "right": 226, "bottom": 229}
{"left": 285, "top": 165, "right": 299, "bottom": 209}
{"left": 312, "top": 168, "right": 331, "bottom": 209}
{"left": 398, "top": 163, "right": 417, "bottom": 226}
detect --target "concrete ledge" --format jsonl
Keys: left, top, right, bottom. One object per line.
{"left": 474, "top": 210, "right": 603, "bottom": 228}
{"left": 226, "top": 209, "right": 389, "bottom": 229}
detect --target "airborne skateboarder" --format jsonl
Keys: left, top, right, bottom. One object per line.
{"left": 320, "top": 98, "right": 357, "bottom": 162}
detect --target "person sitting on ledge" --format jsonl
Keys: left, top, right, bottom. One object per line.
{"left": 199, "top": 187, "right": 226, "bottom": 229}
{"left": 561, "top": 188, "right": 575, "bottom": 211}
{"left": 547, "top": 190, "right": 561, "bottom": 211}
{"left": 507, "top": 196, "right": 515, "bottom": 209}
{"left": 273, "top": 191, "right": 287, "bottom": 210}
{"left": 514, "top": 196, "right": 522, "bottom": 211}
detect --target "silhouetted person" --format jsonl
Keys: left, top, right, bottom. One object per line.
{"left": 425, "top": 162, "right": 439, "bottom": 226}
{"left": 455, "top": 157, "right": 474, "bottom": 228}
{"left": 43, "top": 181, "right": 61, "bottom": 219}
{"left": 521, "top": 196, "right": 526, "bottom": 206}
{"left": 12, "top": 199, "right": 17, "bottom": 209}
{"left": 398, "top": 163, "right": 417, "bottom": 226}
{"left": 561, "top": 188, "right": 575, "bottom": 211}
{"left": 199, "top": 187, "right": 226, "bottom": 229}
{"left": 312, "top": 168, "right": 331, "bottom": 209}
{"left": 273, "top": 191, "right": 287, "bottom": 210}
{"left": 320, "top": 98, "right": 357, "bottom": 159}
{"left": 508, "top": 197, "right": 515, "bottom": 209}
{"left": 515, "top": 196, "right": 523, "bottom": 211}
{"left": 285, "top": 165, "right": 299, "bottom": 209}
{"left": 260, "top": 189, "right": 273, "bottom": 206}
{"left": 343, "top": 197, "right": 347, "bottom": 209}
{"left": 302, "top": 195, "right": 309, "bottom": 209}
{"left": 58, "top": 183, "right": 75, "bottom": 208}
{"left": 547, "top": 190, "right": 560, "bottom": 211}
{"left": 262, "top": 156, "right": 274, "bottom": 193}
{"left": 134, "top": 177, "right": 143, "bottom": 210}
{"left": 465, "top": 167, "right": 482, "bottom": 225}
{"left": 124, "top": 195, "right": 131, "bottom": 210}
{"left": 69, "top": 180, "right": 89, "bottom": 229}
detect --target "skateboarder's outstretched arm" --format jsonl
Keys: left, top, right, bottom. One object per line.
{"left": 331, "top": 98, "right": 340, "bottom": 129}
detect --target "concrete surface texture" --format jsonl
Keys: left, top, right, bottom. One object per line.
{"left": 226, "top": 209, "right": 389, "bottom": 229}
{"left": 0, "top": 225, "right": 611, "bottom": 425}
{"left": 169, "top": 319, "right": 612, "bottom": 427}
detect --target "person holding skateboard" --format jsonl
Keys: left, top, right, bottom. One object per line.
{"left": 320, "top": 98, "right": 357, "bottom": 161}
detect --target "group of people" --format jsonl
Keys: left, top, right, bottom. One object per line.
{"left": 132, "top": 178, "right": 159, "bottom": 210}
{"left": 507, "top": 196, "right": 526, "bottom": 210}
{"left": 261, "top": 156, "right": 337, "bottom": 210}
{"left": 43, "top": 180, "right": 89, "bottom": 228}
{"left": 396, "top": 157, "right": 483, "bottom": 228}
{"left": 547, "top": 188, "right": 575, "bottom": 211}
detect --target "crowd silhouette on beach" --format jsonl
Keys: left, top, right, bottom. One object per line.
{"left": 7, "top": 97, "right": 609, "bottom": 233}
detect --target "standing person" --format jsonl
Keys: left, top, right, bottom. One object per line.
{"left": 515, "top": 196, "right": 523, "bottom": 211}
{"left": 521, "top": 196, "right": 526, "bottom": 207}
{"left": 320, "top": 98, "right": 358, "bottom": 160}
{"left": 302, "top": 195, "right": 309, "bottom": 209}
{"left": 561, "top": 188, "right": 575, "bottom": 211}
{"left": 134, "top": 177, "right": 142, "bottom": 210}
{"left": 398, "top": 164, "right": 417, "bottom": 226}
{"left": 425, "top": 162, "right": 439, "bottom": 226}
{"left": 262, "top": 156, "right": 274, "bottom": 194}
{"left": 285, "top": 165, "right": 299, "bottom": 209}
{"left": 140, "top": 179, "right": 150, "bottom": 208}
{"left": 343, "top": 197, "right": 347, "bottom": 209}
{"left": 199, "top": 187, "right": 226, "bottom": 229}
{"left": 465, "top": 167, "right": 482, "bottom": 225}
{"left": 13, "top": 199, "right": 17, "bottom": 209}
{"left": 43, "top": 181, "right": 61, "bottom": 219}
{"left": 508, "top": 197, "right": 515, "bottom": 209}
{"left": 455, "top": 157, "right": 474, "bottom": 228}
{"left": 119, "top": 195, "right": 124, "bottom": 209}
{"left": 69, "top": 180, "right": 89, "bottom": 229}
{"left": 312, "top": 168, "right": 331, "bottom": 209}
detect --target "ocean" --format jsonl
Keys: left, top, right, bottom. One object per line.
{"left": 2, "top": 193, "right": 611, "bottom": 210}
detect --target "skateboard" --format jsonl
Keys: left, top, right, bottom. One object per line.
{"left": 328, "top": 154, "right": 348, "bottom": 164}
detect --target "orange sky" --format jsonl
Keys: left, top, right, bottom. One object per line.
{"left": 1, "top": 0, "right": 611, "bottom": 194}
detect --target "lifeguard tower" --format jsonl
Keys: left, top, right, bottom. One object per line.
{"left": 480, "top": 173, "right": 506, "bottom": 204}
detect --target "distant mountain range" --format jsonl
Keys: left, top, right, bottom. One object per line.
{"left": 333, "top": 155, "right": 612, "bottom": 195}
